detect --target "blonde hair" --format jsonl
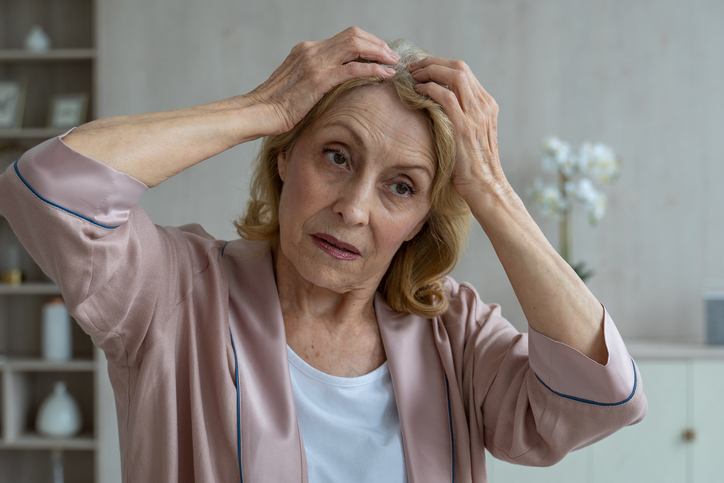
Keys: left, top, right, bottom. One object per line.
{"left": 235, "top": 39, "right": 471, "bottom": 318}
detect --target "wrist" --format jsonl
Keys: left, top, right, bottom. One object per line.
{"left": 457, "top": 175, "right": 520, "bottom": 215}
{"left": 193, "top": 95, "right": 275, "bottom": 145}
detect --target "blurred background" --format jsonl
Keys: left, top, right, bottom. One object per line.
{"left": 98, "top": 0, "right": 724, "bottom": 343}
{"left": 0, "top": 0, "right": 722, "bottom": 482}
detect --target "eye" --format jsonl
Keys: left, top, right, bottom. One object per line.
{"left": 324, "top": 149, "right": 348, "bottom": 166}
{"left": 390, "top": 182, "right": 416, "bottom": 197}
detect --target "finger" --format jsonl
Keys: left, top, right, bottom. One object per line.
{"left": 412, "top": 60, "right": 498, "bottom": 114}
{"left": 413, "top": 82, "right": 465, "bottom": 125}
{"left": 325, "top": 27, "right": 399, "bottom": 65}
{"left": 322, "top": 37, "right": 399, "bottom": 67}
{"left": 328, "top": 62, "right": 396, "bottom": 87}
{"left": 408, "top": 56, "right": 466, "bottom": 72}
{"left": 410, "top": 64, "right": 477, "bottom": 113}
{"left": 415, "top": 81, "right": 500, "bottom": 171}
{"left": 409, "top": 63, "right": 465, "bottom": 85}
{"left": 332, "top": 26, "right": 399, "bottom": 61}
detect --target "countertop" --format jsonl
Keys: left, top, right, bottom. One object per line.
{"left": 625, "top": 340, "right": 724, "bottom": 360}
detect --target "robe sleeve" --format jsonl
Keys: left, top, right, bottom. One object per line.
{"left": 0, "top": 133, "right": 222, "bottom": 367}
{"left": 444, "top": 279, "right": 647, "bottom": 466}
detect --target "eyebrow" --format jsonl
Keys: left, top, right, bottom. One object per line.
{"left": 326, "top": 121, "right": 366, "bottom": 148}
{"left": 323, "top": 121, "right": 434, "bottom": 179}
{"left": 388, "top": 163, "right": 433, "bottom": 179}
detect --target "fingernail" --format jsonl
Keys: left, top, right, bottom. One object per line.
{"left": 385, "top": 67, "right": 396, "bottom": 75}
{"left": 390, "top": 51, "right": 400, "bottom": 61}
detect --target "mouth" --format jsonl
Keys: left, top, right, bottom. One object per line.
{"left": 311, "top": 233, "right": 361, "bottom": 260}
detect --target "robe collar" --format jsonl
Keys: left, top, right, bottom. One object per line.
{"left": 375, "top": 292, "right": 454, "bottom": 483}
{"left": 225, "top": 240, "right": 453, "bottom": 482}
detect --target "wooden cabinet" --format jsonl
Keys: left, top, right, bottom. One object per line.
{"left": 487, "top": 355, "right": 724, "bottom": 483}
{"left": 0, "top": 0, "right": 99, "bottom": 481}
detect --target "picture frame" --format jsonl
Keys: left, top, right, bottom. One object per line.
{"left": 48, "top": 93, "right": 89, "bottom": 129}
{"left": 0, "top": 77, "right": 27, "bottom": 130}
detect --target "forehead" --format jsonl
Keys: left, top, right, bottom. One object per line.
{"left": 309, "top": 84, "right": 436, "bottom": 170}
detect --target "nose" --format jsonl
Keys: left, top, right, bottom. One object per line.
{"left": 332, "top": 179, "right": 374, "bottom": 227}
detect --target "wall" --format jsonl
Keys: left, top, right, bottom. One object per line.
{"left": 97, "top": 0, "right": 724, "bottom": 343}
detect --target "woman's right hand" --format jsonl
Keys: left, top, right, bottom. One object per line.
{"left": 245, "top": 26, "right": 400, "bottom": 136}
{"left": 63, "top": 27, "right": 398, "bottom": 187}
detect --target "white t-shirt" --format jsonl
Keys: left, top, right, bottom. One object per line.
{"left": 287, "top": 346, "right": 408, "bottom": 483}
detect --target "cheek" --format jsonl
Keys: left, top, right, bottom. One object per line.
{"left": 374, "top": 212, "right": 427, "bottom": 256}
{"left": 278, "top": 165, "right": 328, "bottom": 238}
{"left": 278, "top": 171, "right": 304, "bottom": 244}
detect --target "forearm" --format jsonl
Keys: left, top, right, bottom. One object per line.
{"left": 466, "top": 183, "right": 608, "bottom": 364}
{"left": 62, "top": 28, "right": 400, "bottom": 188}
{"left": 63, "top": 95, "right": 269, "bottom": 187}
{"left": 407, "top": 54, "right": 609, "bottom": 363}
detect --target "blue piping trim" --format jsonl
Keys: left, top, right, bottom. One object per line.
{"left": 222, "top": 241, "right": 230, "bottom": 257}
{"left": 534, "top": 358, "right": 638, "bottom": 407}
{"left": 229, "top": 329, "right": 243, "bottom": 483}
{"left": 14, "top": 160, "right": 119, "bottom": 230}
{"left": 444, "top": 374, "right": 454, "bottom": 482}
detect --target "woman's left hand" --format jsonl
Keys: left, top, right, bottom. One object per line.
{"left": 408, "top": 58, "right": 508, "bottom": 204}
{"left": 411, "top": 57, "right": 609, "bottom": 364}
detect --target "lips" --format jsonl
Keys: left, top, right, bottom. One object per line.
{"left": 312, "top": 233, "right": 361, "bottom": 260}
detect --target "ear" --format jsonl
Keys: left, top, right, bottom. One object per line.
{"left": 404, "top": 215, "right": 428, "bottom": 242}
{"left": 277, "top": 151, "right": 288, "bottom": 182}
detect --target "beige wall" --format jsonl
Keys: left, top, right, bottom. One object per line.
{"left": 98, "top": 0, "right": 724, "bottom": 343}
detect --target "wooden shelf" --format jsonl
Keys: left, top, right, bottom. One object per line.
{"left": 0, "top": 49, "right": 96, "bottom": 61}
{"left": 0, "top": 283, "right": 61, "bottom": 295}
{"left": 0, "top": 357, "right": 95, "bottom": 372}
{"left": 0, "top": 128, "right": 67, "bottom": 140}
{"left": 0, "top": 433, "right": 96, "bottom": 451}
{"left": 1, "top": 2, "right": 100, "bottom": 481}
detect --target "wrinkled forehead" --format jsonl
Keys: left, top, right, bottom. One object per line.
{"left": 310, "top": 84, "right": 437, "bottom": 171}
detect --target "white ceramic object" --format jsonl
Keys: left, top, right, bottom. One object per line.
{"left": 24, "top": 25, "right": 52, "bottom": 51}
{"left": 36, "top": 381, "right": 82, "bottom": 438}
{"left": 42, "top": 298, "right": 73, "bottom": 361}
{"left": 51, "top": 450, "right": 65, "bottom": 483}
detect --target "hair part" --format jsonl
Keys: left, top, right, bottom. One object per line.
{"left": 235, "top": 38, "right": 471, "bottom": 318}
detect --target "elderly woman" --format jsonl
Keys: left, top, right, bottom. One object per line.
{"left": 0, "top": 27, "right": 645, "bottom": 482}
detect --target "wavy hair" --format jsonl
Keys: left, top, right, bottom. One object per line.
{"left": 235, "top": 39, "right": 471, "bottom": 318}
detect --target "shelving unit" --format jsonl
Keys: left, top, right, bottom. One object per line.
{"left": 1, "top": 0, "right": 99, "bottom": 481}
{"left": 0, "top": 129, "right": 68, "bottom": 140}
{"left": 0, "top": 283, "right": 62, "bottom": 295}
{"left": 0, "top": 48, "right": 96, "bottom": 61}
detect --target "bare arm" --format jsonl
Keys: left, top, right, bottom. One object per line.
{"left": 410, "top": 58, "right": 607, "bottom": 364}
{"left": 64, "top": 27, "right": 400, "bottom": 187}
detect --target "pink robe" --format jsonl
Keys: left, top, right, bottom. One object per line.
{"left": 0, "top": 135, "right": 646, "bottom": 482}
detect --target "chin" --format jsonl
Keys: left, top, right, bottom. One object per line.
{"left": 304, "top": 262, "right": 367, "bottom": 294}
{"left": 281, "top": 238, "right": 358, "bottom": 290}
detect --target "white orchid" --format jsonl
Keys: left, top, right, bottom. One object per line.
{"left": 564, "top": 178, "right": 608, "bottom": 225}
{"left": 527, "top": 137, "right": 622, "bottom": 281}
{"left": 531, "top": 138, "right": 619, "bottom": 226}
{"left": 527, "top": 179, "right": 567, "bottom": 219}
{"left": 585, "top": 192, "right": 608, "bottom": 225}
{"left": 541, "top": 137, "right": 577, "bottom": 177}
{"left": 578, "top": 142, "right": 620, "bottom": 184}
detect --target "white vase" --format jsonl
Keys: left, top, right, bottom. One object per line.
{"left": 36, "top": 381, "right": 82, "bottom": 438}
{"left": 42, "top": 298, "right": 73, "bottom": 361}
{"left": 24, "top": 25, "right": 52, "bottom": 51}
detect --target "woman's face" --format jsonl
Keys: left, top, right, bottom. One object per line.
{"left": 277, "top": 84, "right": 436, "bottom": 294}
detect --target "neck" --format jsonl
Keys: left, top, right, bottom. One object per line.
{"left": 273, "top": 243, "right": 379, "bottom": 327}
{"left": 273, "top": 244, "right": 386, "bottom": 377}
